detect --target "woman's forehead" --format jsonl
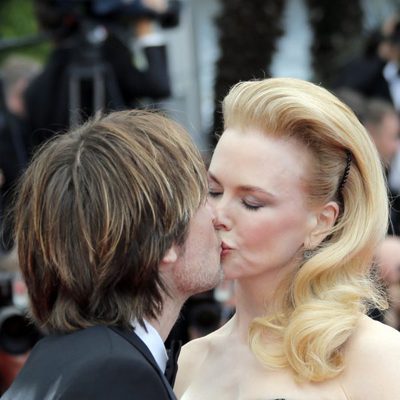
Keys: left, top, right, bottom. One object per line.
{"left": 209, "top": 128, "right": 313, "bottom": 198}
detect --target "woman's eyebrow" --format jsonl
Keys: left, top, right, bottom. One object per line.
{"left": 208, "top": 172, "right": 275, "bottom": 197}
{"left": 207, "top": 171, "right": 220, "bottom": 184}
{"left": 238, "top": 185, "right": 275, "bottom": 197}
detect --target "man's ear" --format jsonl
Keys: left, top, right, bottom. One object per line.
{"left": 160, "top": 245, "right": 178, "bottom": 269}
{"left": 306, "top": 201, "right": 339, "bottom": 249}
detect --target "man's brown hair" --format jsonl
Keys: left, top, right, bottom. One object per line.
{"left": 14, "top": 110, "right": 207, "bottom": 333}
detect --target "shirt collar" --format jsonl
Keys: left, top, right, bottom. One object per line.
{"left": 132, "top": 319, "right": 168, "bottom": 373}
{"left": 383, "top": 61, "right": 399, "bottom": 81}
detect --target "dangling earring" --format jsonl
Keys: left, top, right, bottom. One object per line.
{"left": 303, "top": 249, "right": 314, "bottom": 260}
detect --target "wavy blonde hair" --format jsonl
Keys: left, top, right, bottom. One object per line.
{"left": 222, "top": 78, "right": 388, "bottom": 382}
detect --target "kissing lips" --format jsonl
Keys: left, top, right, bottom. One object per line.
{"left": 221, "top": 242, "right": 233, "bottom": 257}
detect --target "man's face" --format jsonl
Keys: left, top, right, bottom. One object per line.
{"left": 173, "top": 202, "right": 223, "bottom": 296}
{"left": 376, "top": 237, "right": 400, "bottom": 285}
{"left": 372, "top": 112, "right": 400, "bottom": 167}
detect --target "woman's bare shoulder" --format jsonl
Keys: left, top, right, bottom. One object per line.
{"left": 341, "top": 315, "right": 400, "bottom": 399}
{"left": 174, "top": 323, "right": 230, "bottom": 396}
{"left": 179, "top": 318, "right": 233, "bottom": 363}
{"left": 347, "top": 315, "right": 400, "bottom": 354}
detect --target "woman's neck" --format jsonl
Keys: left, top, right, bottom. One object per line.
{"left": 232, "top": 265, "right": 294, "bottom": 342}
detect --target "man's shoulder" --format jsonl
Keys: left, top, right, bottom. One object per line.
{"left": 3, "top": 326, "right": 172, "bottom": 400}
{"left": 40, "top": 325, "right": 154, "bottom": 365}
{"left": 40, "top": 325, "right": 120, "bottom": 348}
{"left": 24, "top": 326, "right": 144, "bottom": 370}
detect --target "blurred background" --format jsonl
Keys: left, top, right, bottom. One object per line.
{"left": 2, "top": 0, "right": 400, "bottom": 393}
{"left": 1, "top": 0, "right": 400, "bottom": 150}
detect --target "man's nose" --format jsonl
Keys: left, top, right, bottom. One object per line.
{"left": 208, "top": 197, "right": 232, "bottom": 230}
{"left": 205, "top": 199, "right": 217, "bottom": 224}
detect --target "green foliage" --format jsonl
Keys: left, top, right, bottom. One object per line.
{"left": 0, "top": 0, "right": 49, "bottom": 65}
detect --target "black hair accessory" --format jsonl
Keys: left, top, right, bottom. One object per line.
{"left": 338, "top": 150, "right": 352, "bottom": 199}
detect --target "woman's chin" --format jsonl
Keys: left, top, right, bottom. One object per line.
{"left": 221, "top": 264, "right": 240, "bottom": 281}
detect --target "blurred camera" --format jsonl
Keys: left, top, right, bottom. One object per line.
{"left": 0, "top": 272, "right": 40, "bottom": 355}
{"left": 91, "top": 0, "right": 182, "bottom": 28}
{"left": 35, "top": 0, "right": 182, "bottom": 37}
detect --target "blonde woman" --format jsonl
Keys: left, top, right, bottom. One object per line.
{"left": 175, "top": 78, "right": 400, "bottom": 399}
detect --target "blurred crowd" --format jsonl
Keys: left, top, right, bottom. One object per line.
{"left": 331, "top": 13, "right": 400, "bottom": 333}
{"left": 2, "top": 0, "right": 400, "bottom": 394}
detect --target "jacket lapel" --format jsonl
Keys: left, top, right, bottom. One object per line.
{"left": 108, "top": 326, "right": 177, "bottom": 400}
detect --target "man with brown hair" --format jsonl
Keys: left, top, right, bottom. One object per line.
{"left": 363, "top": 98, "right": 400, "bottom": 168}
{"left": 2, "top": 110, "right": 222, "bottom": 399}
{"left": 361, "top": 98, "right": 400, "bottom": 235}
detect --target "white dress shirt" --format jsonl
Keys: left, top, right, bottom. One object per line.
{"left": 383, "top": 61, "right": 400, "bottom": 111}
{"left": 133, "top": 319, "right": 168, "bottom": 373}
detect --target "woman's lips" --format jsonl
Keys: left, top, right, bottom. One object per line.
{"left": 221, "top": 242, "right": 233, "bottom": 257}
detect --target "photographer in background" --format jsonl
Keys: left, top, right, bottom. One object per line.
{"left": 0, "top": 272, "right": 41, "bottom": 395}
{"left": 0, "top": 56, "right": 40, "bottom": 263}
{"left": 26, "top": 0, "right": 175, "bottom": 151}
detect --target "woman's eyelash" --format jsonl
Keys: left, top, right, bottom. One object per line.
{"left": 208, "top": 191, "right": 222, "bottom": 197}
{"left": 208, "top": 191, "right": 264, "bottom": 210}
{"left": 241, "top": 201, "right": 262, "bottom": 211}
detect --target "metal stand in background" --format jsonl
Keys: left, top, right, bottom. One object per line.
{"left": 0, "top": 79, "right": 28, "bottom": 254}
{"left": 67, "top": 24, "right": 125, "bottom": 128}
{"left": 0, "top": 79, "right": 27, "bottom": 167}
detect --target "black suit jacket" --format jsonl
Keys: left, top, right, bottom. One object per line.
{"left": 333, "top": 56, "right": 393, "bottom": 103}
{"left": 1, "top": 325, "right": 176, "bottom": 400}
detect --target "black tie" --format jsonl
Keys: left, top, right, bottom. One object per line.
{"left": 164, "top": 340, "right": 182, "bottom": 387}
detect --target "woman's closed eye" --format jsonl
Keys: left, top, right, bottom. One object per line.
{"left": 208, "top": 190, "right": 222, "bottom": 198}
{"left": 241, "top": 198, "right": 265, "bottom": 211}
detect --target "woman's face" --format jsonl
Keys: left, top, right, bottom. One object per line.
{"left": 208, "top": 128, "right": 317, "bottom": 281}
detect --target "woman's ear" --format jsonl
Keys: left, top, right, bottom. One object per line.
{"left": 306, "top": 201, "right": 339, "bottom": 249}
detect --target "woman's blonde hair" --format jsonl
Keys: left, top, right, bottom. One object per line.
{"left": 222, "top": 78, "right": 388, "bottom": 381}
